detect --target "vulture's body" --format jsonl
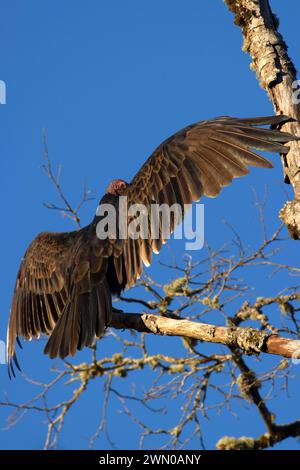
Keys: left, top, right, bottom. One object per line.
{"left": 7, "top": 115, "right": 298, "bottom": 373}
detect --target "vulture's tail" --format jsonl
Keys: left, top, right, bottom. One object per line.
{"left": 44, "top": 281, "right": 112, "bottom": 359}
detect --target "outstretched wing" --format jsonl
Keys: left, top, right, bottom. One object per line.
{"left": 8, "top": 231, "right": 73, "bottom": 372}
{"left": 8, "top": 227, "right": 113, "bottom": 369}
{"left": 115, "top": 115, "right": 298, "bottom": 287}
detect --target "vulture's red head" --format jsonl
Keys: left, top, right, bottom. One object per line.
{"left": 106, "top": 179, "right": 129, "bottom": 195}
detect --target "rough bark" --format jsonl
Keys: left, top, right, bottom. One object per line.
{"left": 110, "top": 312, "right": 300, "bottom": 359}
{"left": 224, "top": 0, "right": 300, "bottom": 239}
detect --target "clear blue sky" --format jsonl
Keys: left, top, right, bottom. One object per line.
{"left": 0, "top": 0, "right": 299, "bottom": 450}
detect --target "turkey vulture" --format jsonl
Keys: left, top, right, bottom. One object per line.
{"left": 7, "top": 115, "right": 298, "bottom": 374}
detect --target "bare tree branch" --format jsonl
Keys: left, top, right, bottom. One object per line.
{"left": 109, "top": 311, "right": 300, "bottom": 359}
{"left": 42, "top": 130, "right": 93, "bottom": 227}
{"left": 217, "top": 418, "right": 300, "bottom": 450}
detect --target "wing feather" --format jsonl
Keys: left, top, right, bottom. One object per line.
{"left": 117, "top": 115, "right": 298, "bottom": 288}
{"left": 8, "top": 227, "right": 113, "bottom": 365}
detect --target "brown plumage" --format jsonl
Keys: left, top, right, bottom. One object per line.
{"left": 7, "top": 115, "right": 298, "bottom": 374}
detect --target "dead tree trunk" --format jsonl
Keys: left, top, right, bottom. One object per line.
{"left": 224, "top": 0, "right": 300, "bottom": 239}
